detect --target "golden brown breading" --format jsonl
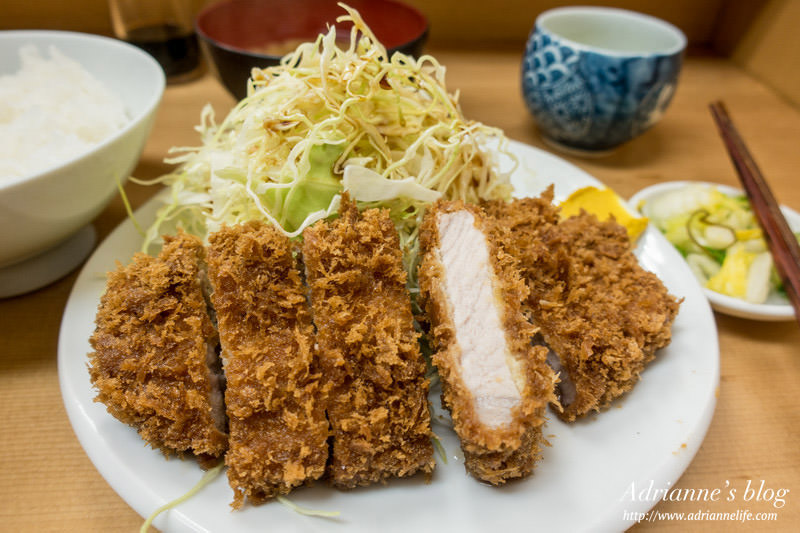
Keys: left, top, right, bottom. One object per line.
{"left": 206, "top": 222, "right": 329, "bottom": 508}
{"left": 484, "top": 187, "right": 681, "bottom": 422}
{"left": 417, "top": 200, "right": 555, "bottom": 485}
{"left": 302, "top": 197, "right": 434, "bottom": 489}
{"left": 88, "top": 232, "right": 227, "bottom": 464}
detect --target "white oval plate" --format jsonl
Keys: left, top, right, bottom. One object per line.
{"left": 59, "top": 140, "right": 719, "bottom": 533}
{"left": 629, "top": 180, "right": 799, "bottom": 321}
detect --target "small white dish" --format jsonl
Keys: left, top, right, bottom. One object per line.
{"left": 629, "top": 180, "right": 800, "bottom": 321}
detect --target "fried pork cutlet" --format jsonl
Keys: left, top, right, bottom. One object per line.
{"left": 484, "top": 187, "right": 681, "bottom": 422}
{"left": 206, "top": 222, "right": 329, "bottom": 508}
{"left": 302, "top": 198, "right": 434, "bottom": 489}
{"left": 418, "top": 201, "right": 555, "bottom": 485}
{"left": 88, "top": 232, "right": 227, "bottom": 465}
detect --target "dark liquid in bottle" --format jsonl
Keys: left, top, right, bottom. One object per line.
{"left": 126, "top": 24, "right": 200, "bottom": 78}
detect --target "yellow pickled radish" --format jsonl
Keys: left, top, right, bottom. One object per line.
{"left": 735, "top": 228, "right": 762, "bottom": 241}
{"left": 706, "top": 243, "right": 754, "bottom": 299}
{"left": 559, "top": 186, "right": 649, "bottom": 242}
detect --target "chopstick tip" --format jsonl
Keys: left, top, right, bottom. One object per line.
{"left": 709, "top": 100, "right": 728, "bottom": 118}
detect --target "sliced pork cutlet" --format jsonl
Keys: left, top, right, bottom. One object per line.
{"left": 206, "top": 222, "right": 329, "bottom": 508}
{"left": 418, "top": 200, "right": 555, "bottom": 485}
{"left": 484, "top": 187, "right": 681, "bottom": 422}
{"left": 302, "top": 198, "right": 434, "bottom": 489}
{"left": 88, "top": 232, "right": 227, "bottom": 465}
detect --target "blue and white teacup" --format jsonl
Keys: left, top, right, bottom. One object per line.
{"left": 521, "top": 7, "right": 686, "bottom": 155}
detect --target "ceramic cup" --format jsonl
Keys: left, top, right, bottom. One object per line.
{"left": 521, "top": 7, "right": 686, "bottom": 155}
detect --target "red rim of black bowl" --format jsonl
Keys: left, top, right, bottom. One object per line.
{"left": 195, "top": 0, "right": 428, "bottom": 100}
{"left": 195, "top": 0, "right": 428, "bottom": 61}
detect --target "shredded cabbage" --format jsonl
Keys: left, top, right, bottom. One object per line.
{"left": 141, "top": 3, "right": 515, "bottom": 282}
{"left": 140, "top": 462, "right": 224, "bottom": 532}
{"left": 277, "top": 495, "right": 340, "bottom": 518}
{"left": 432, "top": 434, "right": 448, "bottom": 465}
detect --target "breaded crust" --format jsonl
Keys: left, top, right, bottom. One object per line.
{"left": 302, "top": 197, "right": 434, "bottom": 489}
{"left": 484, "top": 187, "right": 681, "bottom": 421}
{"left": 206, "top": 221, "right": 329, "bottom": 508}
{"left": 418, "top": 200, "right": 555, "bottom": 485}
{"left": 88, "top": 232, "right": 228, "bottom": 463}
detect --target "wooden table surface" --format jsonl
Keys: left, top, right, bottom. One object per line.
{"left": 1, "top": 49, "right": 798, "bottom": 532}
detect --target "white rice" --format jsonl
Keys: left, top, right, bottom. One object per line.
{"left": 0, "top": 45, "right": 129, "bottom": 180}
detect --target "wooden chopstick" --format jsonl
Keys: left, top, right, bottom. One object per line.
{"left": 709, "top": 101, "right": 800, "bottom": 326}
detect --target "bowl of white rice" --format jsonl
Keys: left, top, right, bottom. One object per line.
{"left": 0, "top": 30, "right": 164, "bottom": 294}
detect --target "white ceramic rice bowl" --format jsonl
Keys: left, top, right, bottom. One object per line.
{"left": 0, "top": 30, "right": 165, "bottom": 267}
